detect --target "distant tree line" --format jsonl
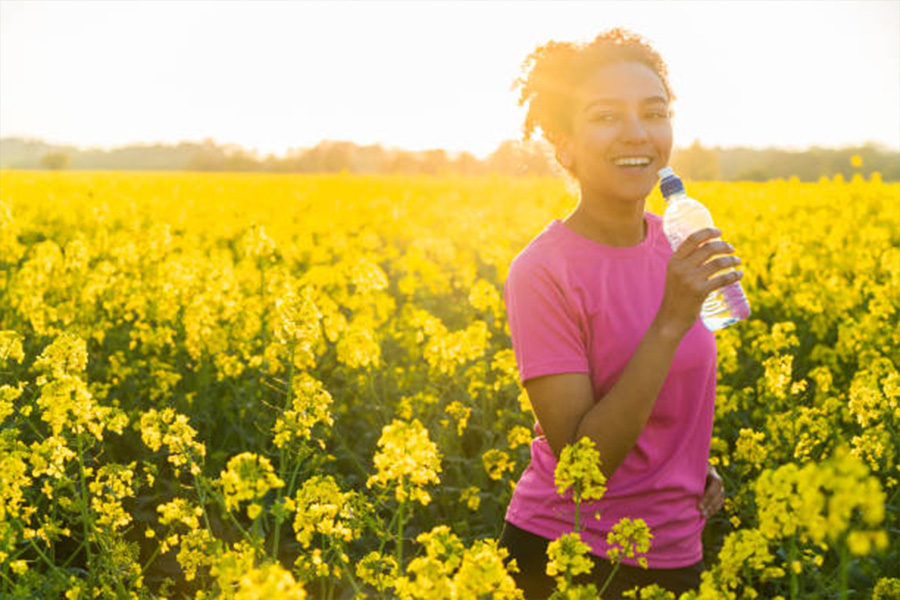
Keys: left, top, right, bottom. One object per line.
{"left": 1, "top": 136, "right": 897, "bottom": 181}
{"left": 669, "top": 139, "right": 899, "bottom": 182}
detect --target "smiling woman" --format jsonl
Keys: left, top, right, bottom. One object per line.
{"left": 499, "top": 28, "right": 740, "bottom": 599}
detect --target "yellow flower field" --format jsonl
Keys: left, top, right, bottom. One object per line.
{"left": 0, "top": 170, "right": 898, "bottom": 599}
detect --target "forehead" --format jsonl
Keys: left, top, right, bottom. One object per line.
{"left": 575, "top": 62, "right": 669, "bottom": 106}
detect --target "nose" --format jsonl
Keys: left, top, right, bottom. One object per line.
{"left": 619, "top": 111, "right": 649, "bottom": 144}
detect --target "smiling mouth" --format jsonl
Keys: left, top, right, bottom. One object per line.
{"left": 611, "top": 156, "right": 653, "bottom": 167}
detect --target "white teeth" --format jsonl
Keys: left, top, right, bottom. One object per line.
{"left": 613, "top": 157, "right": 651, "bottom": 166}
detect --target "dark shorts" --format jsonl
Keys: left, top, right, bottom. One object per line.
{"left": 498, "top": 521, "right": 705, "bottom": 600}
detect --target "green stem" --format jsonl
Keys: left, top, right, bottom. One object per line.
{"left": 226, "top": 508, "right": 256, "bottom": 548}
{"left": 193, "top": 474, "right": 214, "bottom": 533}
{"left": 271, "top": 344, "right": 297, "bottom": 559}
{"left": 396, "top": 491, "right": 406, "bottom": 572}
{"left": 92, "top": 532, "right": 131, "bottom": 598}
{"left": 376, "top": 501, "right": 402, "bottom": 556}
{"left": 76, "top": 434, "right": 94, "bottom": 590}
{"left": 285, "top": 451, "right": 305, "bottom": 497}
{"left": 195, "top": 469, "right": 256, "bottom": 553}
{"left": 838, "top": 537, "right": 849, "bottom": 600}
{"left": 59, "top": 540, "right": 88, "bottom": 569}
{"left": 0, "top": 568, "right": 24, "bottom": 592}
{"left": 574, "top": 490, "right": 581, "bottom": 534}
{"left": 27, "top": 537, "right": 66, "bottom": 578}
{"left": 141, "top": 543, "right": 162, "bottom": 574}
{"left": 789, "top": 535, "right": 798, "bottom": 600}
{"left": 333, "top": 430, "right": 371, "bottom": 480}
{"left": 598, "top": 562, "right": 621, "bottom": 598}
{"left": 338, "top": 553, "right": 365, "bottom": 597}
{"left": 259, "top": 259, "right": 268, "bottom": 353}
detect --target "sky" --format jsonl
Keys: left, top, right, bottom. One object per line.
{"left": 1, "top": 0, "right": 898, "bottom": 159}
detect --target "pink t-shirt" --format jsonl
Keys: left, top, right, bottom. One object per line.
{"left": 503, "top": 212, "right": 717, "bottom": 569}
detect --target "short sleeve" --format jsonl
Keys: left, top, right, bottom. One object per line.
{"left": 503, "top": 256, "right": 590, "bottom": 385}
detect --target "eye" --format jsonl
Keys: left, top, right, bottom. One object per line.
{"left": 587, "top": 112, "right": 617, "bottom": 123}
{"left": 644, "top": 109, "right": 670, "bottom": 120}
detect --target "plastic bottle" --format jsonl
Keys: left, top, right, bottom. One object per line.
{"left": 658, "top": 167, "right": 751, "bottom": 331}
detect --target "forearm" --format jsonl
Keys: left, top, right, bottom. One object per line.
{"left": 573, "top": 316, "right": 683, "bottom": 479}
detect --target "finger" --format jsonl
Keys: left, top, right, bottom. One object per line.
{"left": 700, "top": 255, "right": 742, "bottom": 279}
{"left": 714, "top": 496, "right": 725, "bottom": 515}
{"left": 705, "top": 478, "right": 723, "bottom": 498}
{"left": 702, "top": 495, "right": 726, "bottom": 517}
{"left": 692, "top": 241, "right": 736, "bottom": 268}
{"left": 702, "top": 269, "right": 744, "bottom": 295}
{"left": 673, "top": 227, "right": 722, "bottom": 260}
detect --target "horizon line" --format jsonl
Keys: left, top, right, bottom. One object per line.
{"left": 2, "top": 134, "right": 898, "bottom": 158}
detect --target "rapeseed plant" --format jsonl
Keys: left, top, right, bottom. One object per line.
{"left": 0, "top": 171, "right": 897, "bottom": 598}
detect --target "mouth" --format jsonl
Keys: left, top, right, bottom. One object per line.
{"left": 610, "top": 155, "right": 653, "bottom": 169}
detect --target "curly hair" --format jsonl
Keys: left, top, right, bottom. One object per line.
{"left": 513, "top": 28, "right": 674, "bottom": 154}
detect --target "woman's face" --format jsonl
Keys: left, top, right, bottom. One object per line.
{"left": 561, "top": 61, "right": 673, "bottom": 203}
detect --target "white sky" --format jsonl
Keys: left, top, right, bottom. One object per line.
{"left": 1, "top": 0, "right": 898, "bottom": 158}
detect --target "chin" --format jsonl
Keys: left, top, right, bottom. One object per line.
{"left": 611, "top": 181, "right": 656, "bottom": 203}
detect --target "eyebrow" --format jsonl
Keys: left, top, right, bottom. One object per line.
{"left": 582, "top": 96, "right": 669, "bottom": 111}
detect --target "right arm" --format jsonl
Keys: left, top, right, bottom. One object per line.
{"left": 525, "top": 227, "right": 743, "bottom": 479}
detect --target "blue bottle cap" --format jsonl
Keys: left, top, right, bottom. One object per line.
{"left": 658, "top": 167, "right": 685, "bottom": 197}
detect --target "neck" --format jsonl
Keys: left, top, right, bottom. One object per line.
{"left": 563, "top": 191, "right": 647, "bottom": 247}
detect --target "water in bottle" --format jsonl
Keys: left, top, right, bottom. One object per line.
{"left": 658, "top": 167, "right": 751, "bottom": 331}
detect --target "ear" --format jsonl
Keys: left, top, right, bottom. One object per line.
{"left": 556, "top": 138, "right": 575, "bottom": 171}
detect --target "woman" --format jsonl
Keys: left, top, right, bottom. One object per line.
{"left": 498, "top": 28, "right": 738, "bottom": 598}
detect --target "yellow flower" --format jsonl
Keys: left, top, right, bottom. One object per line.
{"left": 421, "top": 318, "right": 490, "bottom": 377}
{"left": 734, "top": 428, "right": 767, "bottom": 468}
{"left": 219, "top": 452, "right": 284, "bottom": 518}
{"left": 292, "top": 475, "right": 359, "bottom": 549}
{"left": 445, "top": 400, "right": 471, "bottom": 436}
{"left": 140, "top": 408, "right": 206, "bottom": 476}
{"left": 507, "top": 425, "right": 532, "bottom": 450}
{"left": 761, "top": 354, "right": 793, "bottom": 400}
{"left": 0, "top": 383, "right": 23, "bottom": 423}
{"left": 0, "top": 330, "right": 25, "bottom": 365}
{"left": 546, "top": 532, "right": 593, "bottom": 578}
{"left": 468, "top": 278, "right": 502, "bottom": 318}
{"left": 453, "top": 539, "right": 522, "bottom": 600}
{"left": 754, "top": 448, "right": 887, "bottom": 552}
{"left": 272, "top": 373, "right": 334, "bottom": 448}
{"left": 554, "top": 437, "right": 607, "bottom": 503}
{"left": 335, "top": 316, "right": 381, "bottom": 370}
{"left": 157, "top": 497, "right": 203, "bottom": 530}
{"left": 366, "top": 419, "right": 441, "bottom": 505}
{"left": 234, "top": 562, "right": 307, "bottom": 600}
{"left": 88, "top": 462, "right": 136, "bottom": 531}
{"left": 483, "top": 449, "right": 515, "bottom": 481}
{"left": 394, "top": 527, "right": 522, "bottom": 600}
{"left": 622, "top": 584, "right": 676, "bottom": 599}
{"left": 273, "top": 286, "right": 322, "bottom": 360}
{"left": 606, "top": 518, "right": 653, "bottom": 565}
{"left": 874, "top": 578, "right": 900, "bottom": 600}
{"left": 701, "top": 529, "right": 774, "bottom": 595}
{"left": 356, "top": 551, "right": 398, "bottom": 592}
{"left": 461, "top": 486, "right": 481, "bottom": 511}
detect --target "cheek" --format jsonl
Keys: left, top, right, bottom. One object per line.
{"left": 577, "top": 128, "right": 616, "bottom": 158}
{"left": 652, "top": 125, "right": 674, "bottom": 158}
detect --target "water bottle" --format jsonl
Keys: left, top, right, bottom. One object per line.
{"left": 658, "top": 167, "right": 751, "bottom": 331}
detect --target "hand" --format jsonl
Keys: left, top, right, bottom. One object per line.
{"left": 700, "top": 463, "right": 725, "bottom": 519}
{"left": 655, "top": 227, "right": 744, "bottom": 339}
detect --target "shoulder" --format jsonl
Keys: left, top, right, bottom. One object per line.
{"left": 645, "top": 211, "right": 672, "bottom": 255}
{"left": 506, "top": 221, "right": 570, "bottom": 287}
